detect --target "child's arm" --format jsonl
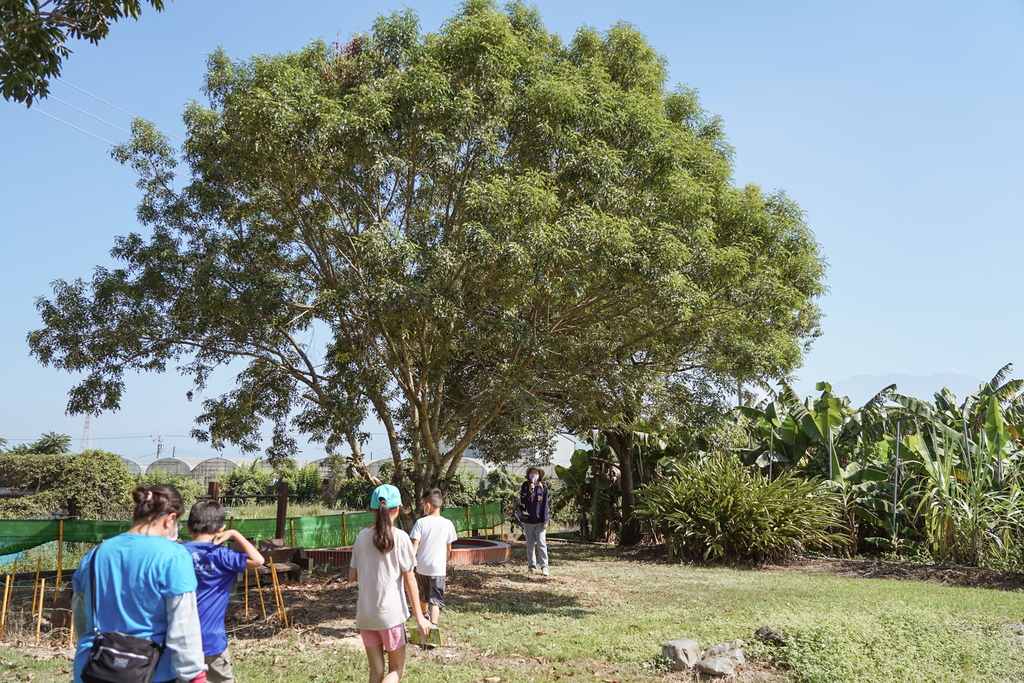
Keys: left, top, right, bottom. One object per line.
{"left": 348, "top": 566, "right": 357, "bottom": 583}
{"left": 446, "top": 542, "right": 453, "bottom": 565}
{"left": 412, "top": 539, "right": 420, "bottom": 553}
{"left": 402, "top": 568, "right": 431, "bottom": 635}
{"left": 212, "top": 529, "right": 265, "bottom": 569}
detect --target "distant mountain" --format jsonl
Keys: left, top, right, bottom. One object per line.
{"left": 795, "top": 373, "right": 986, "bottom": 407}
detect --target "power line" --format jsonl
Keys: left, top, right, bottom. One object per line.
{"left": 56, "top": 78, "right": 187, "bottom": 143}
{"left": 48, "top": 95, "right": 130, "bottom": 135}
{"left": 30, "top": 107, "right": 194, "bottom": 181}
{"left": 30, "top": 108, "right": 117, "bottom": 146}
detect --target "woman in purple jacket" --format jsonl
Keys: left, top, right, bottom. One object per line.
{"left": 519, "top": 467, "right": 549, "bottom": 576}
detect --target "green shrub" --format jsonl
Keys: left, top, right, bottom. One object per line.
{"left": 440, "top": 470, "right": 481, "bottom": 508}
{"left": 219, "top": 460, "right": 274, "bottom": 503}
{"left": 477, "top": 468, "right": 521, "bottom": 524}
{"left": 133, "top": 472, "right": 205, "bottom": 509}
{"left": 0, "top": 450, "right": 133, "bottom": 519}
{"left": 335, "top": 475, "right": 376, "bottom": 511}
{"left": 276, "top": 462, "right": 323, "bottom": 503}
{"left": 637, "top": 455, "right": 844, "bottom": 563}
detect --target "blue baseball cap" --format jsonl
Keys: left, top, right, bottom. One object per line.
{"left": 370, "top": 484, "right": 403, "bottom": 510}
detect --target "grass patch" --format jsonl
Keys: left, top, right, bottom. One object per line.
{"left": 4, "top": 542, "right": 1023, "bottom": 682}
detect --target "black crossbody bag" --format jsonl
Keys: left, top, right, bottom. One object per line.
{"left": 80, "top": 544, "right": 165, "bottom": 683}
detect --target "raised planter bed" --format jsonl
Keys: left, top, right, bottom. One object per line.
{"left": 307, "top": 538, "right": 510, "bottom": 568}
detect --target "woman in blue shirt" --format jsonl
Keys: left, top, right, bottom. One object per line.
{"left": 73, "top": 484, "right": 207, "bottom": 683}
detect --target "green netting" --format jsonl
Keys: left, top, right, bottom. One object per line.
{"left": 0, "top": 502, "right": 505, "bottom": 555}
{"left": 236, "top": 502, "right": 506, "bottom": 548}
{"left": 0, "top": 520, "right": 131, "bottom": 556}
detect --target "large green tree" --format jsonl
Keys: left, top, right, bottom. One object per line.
{"left": 0, "top": 0, "right": 165, "bottom": 104}
{"left": 28, "top": 1, "right": 824, "bottom": 511}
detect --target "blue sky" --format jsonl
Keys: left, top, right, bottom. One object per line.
{"left": 2, "top": 0, "right": 1023, "bottom": 460}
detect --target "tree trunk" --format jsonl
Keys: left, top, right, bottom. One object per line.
{"left": 604, "top": 428, "right": 642, "bottom": 546}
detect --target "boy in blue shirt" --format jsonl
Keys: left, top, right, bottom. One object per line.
{"left": 183, "top": 500, "right": 265, "bottom": 683}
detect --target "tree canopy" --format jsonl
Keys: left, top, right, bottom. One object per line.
{"left": 29, "top": 1, "right": 825, "bottom": 508}
{"left": 0, "top": 0, "right": 165, "bottom": 104}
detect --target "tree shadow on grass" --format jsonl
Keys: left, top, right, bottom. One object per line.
{"left": 446, "top": 566, "right": 590, "bottom": 619}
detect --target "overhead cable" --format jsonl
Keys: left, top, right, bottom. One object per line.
{"left": 56, "top": 77, "right": 187, "bottom": 143}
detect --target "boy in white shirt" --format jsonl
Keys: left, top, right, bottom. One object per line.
{"left": 409, "top": 488, "right": 458, "bottom": 637}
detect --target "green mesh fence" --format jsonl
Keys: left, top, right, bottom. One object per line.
{"left": 0, "top": 502, "right": 505, "bottom": 556}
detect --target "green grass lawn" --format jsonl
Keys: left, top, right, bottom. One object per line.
{"left": 3, "top": 542, "right": 1023, "bottom": 682}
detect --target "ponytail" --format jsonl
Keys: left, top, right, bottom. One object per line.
{"left": 131, "top": 484, "right": 184, "bottom": 524}
{"left": 372, "top": 500, "right": 396, "bottom": 553}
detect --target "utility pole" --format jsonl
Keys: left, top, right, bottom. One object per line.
{"left": 155, "top": 434, "right": 164, "bottom": 459}
{"left": 80, "top": 414, "right": 92, "bottom": 452}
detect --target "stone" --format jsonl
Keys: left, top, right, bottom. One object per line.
{"left": 729, "top": 638, "right": 745, "bottom": 648}
{"left": 702, "top": 642, "right": 731, "bottom": 658}
{"left": 728, "top": 648, "right": 746, "bottom": 664}
{"left": 662, "top": 639, "right": 701, "bottom": 670}
{"left": 755, "top": 625, "right": 786, "bottom": 646}
{"left": 695, "top": 657, "right": 735, "bottom": 676}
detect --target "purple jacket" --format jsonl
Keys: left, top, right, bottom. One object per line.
{"left": 520, "top": 481, "right": 549, "bottom": 525}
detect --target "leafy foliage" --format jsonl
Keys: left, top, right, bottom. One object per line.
{"left": 218, "top": 460, "right": 274, "bottom": 504}
{"left": 276, "top": 462, "right": 323, "bottom": 503}
{"left": 0, "top": 0, "right": 165, "bottom": 104}
{"left": 555, "top": 440, "right": 619, "bottom": 542}
{"left": 0, "top": 450, "right": 133, "bottom": 519}
{"left": 5, "top": 431, "right": 73, "bottom": 454}
{"left": 28, "top": 1, "right": 824, "bottom": 512}
{"left": 637, "top": 455, "right": 843, "bottom": 563}
{"left": 133, "top": 472, "right": 205, "bottom": 509}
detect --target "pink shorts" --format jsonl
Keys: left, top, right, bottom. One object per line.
{"left": 360, "top": 623, "right": 407, "bottom": 652}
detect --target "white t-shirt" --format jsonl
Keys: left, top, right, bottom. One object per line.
{"left": 409, "top": 514, "right": 458, "bottom": 577}
{"left": 350, "top": 526, "right": 416, "bottom": 631}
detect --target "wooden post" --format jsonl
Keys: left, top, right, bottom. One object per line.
{"left": 208, "top": 481, "right": 220, "bottom": 504}
{"left": 0, "top": 574, "right": 10, "bottom": 640}
{"left": 31, "top": 557, "right": 41, "bottom": 615}
{"left": 229, "top": 517, "right": 234, "bottom": 530}
{"left": 35, "top": 579, "right": 45, "bottom": 645}
{"left": 244, "top": 570, "right": 249, "bottom": 617}
{"left": 341, "top": 512, "right": 347, "bottom": 546}
{"left": 69, "top": 607, "right": 74, "bottom": 646}
{"left": 290, "top": 519, "right": 295, "bottom": 547}
{"left": 483, "top": 501, "right": 488, "bottom": 538}
{"left": 54, "top": 519, "right": 63, "bottom": 602}
{"left": 465, "top": 505, "right": 471, "bottom": 537}
{"left": 275, "top": 481, "right": 289, "bottom": 541}
{"left": 253, "top": 568, "right": 267, "bottom": 618}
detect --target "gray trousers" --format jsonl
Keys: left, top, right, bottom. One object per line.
{"left": 524, "top": 522, "right": 548, "bottom": 570}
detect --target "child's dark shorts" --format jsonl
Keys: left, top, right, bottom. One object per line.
{"left": 415, "top": 573, "right": 446, "bottom": 609}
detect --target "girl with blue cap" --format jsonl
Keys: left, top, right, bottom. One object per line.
{"left": 349, "top": 484, "right": 431, "bottom": 683}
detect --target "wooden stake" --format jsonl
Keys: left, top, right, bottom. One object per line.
{"left": 10, "top": 558, "right": 17, "bottom": 581}
{"left": 244, "top": 570, "right": 249, "bottom": 617}
{"left": 229, "top": 517, "right": 234, "bottom": 530}
{"left": 465, "top": 506, "right": 471, "bottom": 537}
{"left": 31, "top": 558, "right": 41, "bottom": 615}
{"left": 290, "top": 519, "right": 295, "bottom": 547}
{"left": 0, "top": 574, "right": 11, "bottom": 641}
{"left": 54, "top": 519, "right": 64, "bottom": 603}
{"left": 253, "top": 567, "right": 267, "bottom": 618}
{"left": 341, "top": 512, "right": 347, "bottom": 546}
{"left": 36, "top": 578, "right": 45, "bottom": 645}
{"left": 269, "top": 558, "right": 289, "bottom": 628}
{"left": 268, "top": 558, "right": 283, "bottom": 621}
{"left": 69, "top": 607, "right": 74, "bottom": 646}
